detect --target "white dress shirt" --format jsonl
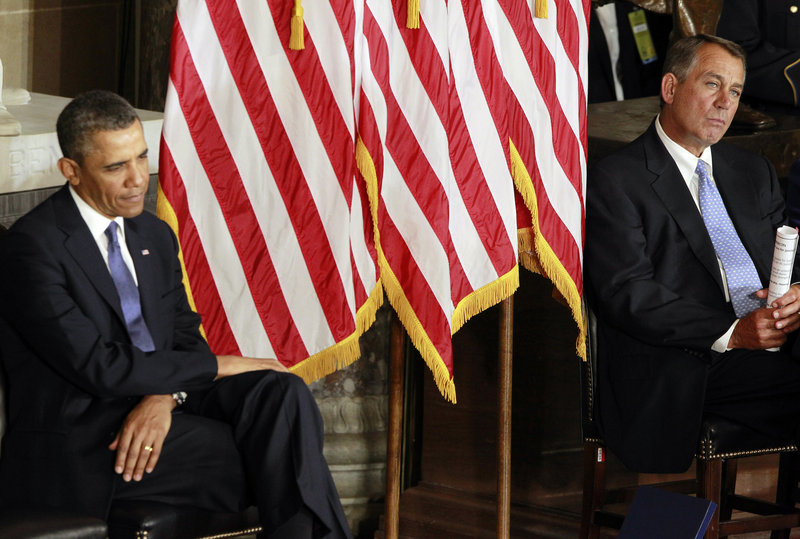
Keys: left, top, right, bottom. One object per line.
{"left": 69, "top": 185, "right": 140, "bottom": 285}
{"left": 654, "top": 117, "right": 739, "bottom": 352}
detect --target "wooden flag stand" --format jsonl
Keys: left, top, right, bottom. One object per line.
{"left": 382, "top": 295, "right": 515, "bottom": 539}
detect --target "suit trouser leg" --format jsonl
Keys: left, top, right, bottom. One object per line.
{"left": 705, "top": 349, "right": 800, "bottom": 441}
{"left": 113, "top": 412, "right": 250, "bottom": 512}
{"left": 187, "top": 370, "right": 351, "bottom": 539}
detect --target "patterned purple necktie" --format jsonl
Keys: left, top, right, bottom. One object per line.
{"left": 105, "top": 222, "right": 155, "bottom": 351}
{"left": 696, "top": 159, "right": 764, "bottom": 317}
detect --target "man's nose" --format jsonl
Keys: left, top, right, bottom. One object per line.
{"left": 127, "top": 164, "right": 147, "bottom": 187}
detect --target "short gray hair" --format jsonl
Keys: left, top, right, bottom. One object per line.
{"left": 663, "top": 34, "right": 747, "bottom": 83}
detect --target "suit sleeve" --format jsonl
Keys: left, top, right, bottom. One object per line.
{"left": 585, "top": 161, "right": 739, "bottom": 351}
{"left": 0, "top": 221, "right": 217, "bottom": 399}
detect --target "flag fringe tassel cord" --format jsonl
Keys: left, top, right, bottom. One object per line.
{"left": 509, "top": 139, "right": 586, "bottom": 361}
{"left": 535, "top": 0, "right": 548, "bottom": 18}
{"left": 407, "top": 0, "right": 420, "bottom": 29}
{"left": 290, "top": 0, "right": 305, "bottom": 50}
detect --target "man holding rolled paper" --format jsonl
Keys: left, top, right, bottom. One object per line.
{"left": 585, "top": 33, "right": 800, "bottom": 473}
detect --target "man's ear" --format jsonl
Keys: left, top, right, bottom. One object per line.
{"left": 57, "top": 157, "right": 81, "bottom": 186}
{"left": 661, "top": 73, "right": 677, "bottom": 105}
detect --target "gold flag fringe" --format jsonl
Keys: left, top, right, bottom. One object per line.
{"left": 289, "top": 0, "right": 305, "bottom": 50}
{"left": 156, "top": 182, "right": 207, "bottom": 340}
{"left": 534, "top": 0, "right": 548, "bottom": 19}
{"left": 291, "top": 283, "right": 384, "bottom": 383}
{"left": 451, "top": 266, "right": 519, "bottom": 335}
{"left": 509, "top": 139, "right": 587, "bottom": 361}
{"left": 357, "top": 137, "right": 457, "bottom": 403}
{"left": 407, "top": 0, "right": 420, "bottom": 29}
{"left": 157, "top": 181, "right": 383, "bottom": 383}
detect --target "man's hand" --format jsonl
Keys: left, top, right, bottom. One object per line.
{"left": 109, "top": 394, "right": 175, "bottom": 482}
{"left": 215, "top": 355, "right": 290, "bottom": 380}
{"left": 729, "top": 286, "right": 800, "bottom": 350}
{"left": 767, "top": 284, "right": 800, "bottom": 333}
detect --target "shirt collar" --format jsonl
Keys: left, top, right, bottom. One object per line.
{"left": 68, "top": 185, "right": 126, "bottom": 243}
{"left": 655, "top": 115, "right": 714, "bottom": 180}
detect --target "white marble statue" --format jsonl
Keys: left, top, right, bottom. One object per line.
{"left": 0, "top": 58, "right": 23, "bottom": 137}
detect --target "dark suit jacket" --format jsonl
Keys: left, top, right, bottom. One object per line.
{"left": 0, "top": 185, "right": 218, "bottom": 518}
{"left": 584, "top": 122, "right": 790, "bottom": 472}
{"left": 717, "top": 0, "right": 800, "bottom": 107}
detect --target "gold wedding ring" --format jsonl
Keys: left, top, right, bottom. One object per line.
{"left": 144, "top": 445, "right": 154, "bottom": 452}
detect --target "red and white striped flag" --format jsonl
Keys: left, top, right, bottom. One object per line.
{"left": 356, "top": 0, "right": 587, "bottom": 400}
{"left": 158, "top": 0, "right": 587, "bottom": 396}
{"left": 497, "top": 0, "right": 588, "bottom": 359}
{"left": 158, "top": 0, "right": 381, "bottom": 382}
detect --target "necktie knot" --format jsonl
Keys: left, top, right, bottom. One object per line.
{"left": 105, "top": 221, "right": 120, "bottom": 246}
{"left": 696, "top": 159, "right": 709, "bottom": 181}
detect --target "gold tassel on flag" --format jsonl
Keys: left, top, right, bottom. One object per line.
{"left": 407, "top": 0, "right": 420, "bottom": 29}
{"left": 290, "top": 0, "right": 305, "bottom": 50}
{"left": 535, "top": 0, "right": 548, "bottom": 19}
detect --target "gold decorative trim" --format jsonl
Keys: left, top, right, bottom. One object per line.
{"left": 696, "top": 440, "right": 797, "bottom": 461}
{"left": 198, "top": 526, "right": 263, "bottom": 539}
{"left": 784, "top": 57, "right": 800, "bottom": 106}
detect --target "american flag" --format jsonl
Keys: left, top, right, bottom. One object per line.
{"left": 158, "top": 0, "right": 587, "bottom": 397}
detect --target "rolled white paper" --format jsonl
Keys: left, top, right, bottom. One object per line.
{"left": 767, "top": 225, "right": 799, "bottom": 306}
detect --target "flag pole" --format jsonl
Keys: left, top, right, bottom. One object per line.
{"left": 497, "top": 295, "right": 514, "bottom": 537}
{"left": 384, "top": 313, "right": 406, "bottom": 539}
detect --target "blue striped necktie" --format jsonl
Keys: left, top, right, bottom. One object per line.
{"left": 696, "top": 159, "right": 764, "bottom": 317}
{"left": 105, "top": 221, "right": 156, "bottom": 351}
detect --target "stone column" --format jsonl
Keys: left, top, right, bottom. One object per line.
{"left": 310, "top": 306, "right": 391, "bottom": 537}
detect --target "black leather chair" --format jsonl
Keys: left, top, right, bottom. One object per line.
{"left": 580, "top": 309, "right": 800, "bottom": 539}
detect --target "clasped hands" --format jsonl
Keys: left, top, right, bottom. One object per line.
{"left": 110, "top": 355, "right": 289, "bottom": 482}
{"left": 729, "top": 284, "right": 800, "bottom": 350}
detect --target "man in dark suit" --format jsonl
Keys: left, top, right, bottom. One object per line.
{"left": 717, "top": 0, "right": 800, "bottom": 109}
{"left": 585, "top": 34, "right": 800, "bottom": 473}
{"left": 0, "top": 90, "right": 351, "bottom": 538}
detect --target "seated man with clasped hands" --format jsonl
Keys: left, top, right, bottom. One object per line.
{"left": 585, "top": 35, "right": 800, "bottom": 473}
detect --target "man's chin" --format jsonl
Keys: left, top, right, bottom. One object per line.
{"left": 118, "top": 204, "right": 145, "bottom": 219}
{"left": 704, "top": 129, "right": 728, "bottom": 147}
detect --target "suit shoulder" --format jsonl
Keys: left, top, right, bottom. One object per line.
{"left": 3, "top": 195, "right": 59, "bottom": 242}
{"left": 589, "top": 132, "right": 651, "bottom": 186}
{"left": 125, "top": 211, "right": 178, "bottom": 251}
{"left": 127, "top": 211, "right": 173, "bottom": 235}
{"left": 712, "top": 140, "right": 762, "bottom": 160}
{"left": 712, "top": 140, "right": 775, "bottom": 176}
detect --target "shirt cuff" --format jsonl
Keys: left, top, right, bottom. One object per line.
{"left": 712, "top": 320, "right": 738, "bottom": 352}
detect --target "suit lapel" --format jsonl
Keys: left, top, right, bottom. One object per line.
{"left": 52, "top": 186, "right": 126, "bottom": 324}
{"left": 643, "top": 126, "right": 726, "bottom": 292}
